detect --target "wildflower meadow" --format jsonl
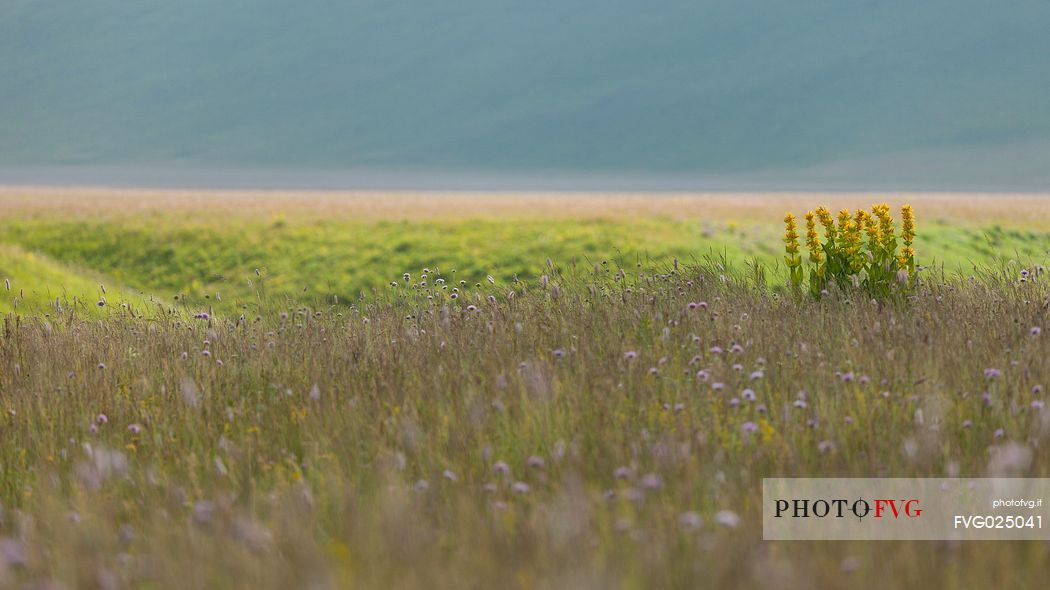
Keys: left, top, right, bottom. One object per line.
{"left": 0, "top": 190, "right": 1048, "bottom": 588}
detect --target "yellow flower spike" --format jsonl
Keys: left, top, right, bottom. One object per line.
{"left": 871, "top": 203, "right": 891, "bottom": 221}
{"left": 836, "top": 209, "right": 852, "bottom": 232}
{"left": 872, "top": 204, "right": 895, "bottom": 252}
{"left": 896, "top": 246, "right": 916, "bottom": 275}
{"left": 815, "top": 206, "right": 836, "bottom": 240}
{"left": 804, "top": 211, "right": 823, "bottom": 263}
{"left": 901, "top": 204, "right": 915, "bottom": 246}
{"left": 864, "top": 215, "right": 880, "bottom": 251}
{"left": 783, "top": 213, "right": 801, "bottom": 258}
{"left": 835, "top": 209, "right": 863, "bottom": 270}
{"left": 854, "top": 210, "right": 873, "bottom": 252}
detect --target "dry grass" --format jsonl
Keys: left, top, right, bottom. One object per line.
{"left": 3, "top": 186, "right": 1050, "bottom": 226}
{"left": 1, "top": 260, "right": 1048, "bottom": 588}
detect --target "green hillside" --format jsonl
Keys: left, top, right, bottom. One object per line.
{"left": 3, "top": 1, "right": 1050, "bottom": 187}
{"left": 1, "top": 215, "right": 1047, "bottom": 312}
{"left": 0, "top": 243, "right": 147, "bottom": 314}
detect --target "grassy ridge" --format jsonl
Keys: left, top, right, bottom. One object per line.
{"left": 0, "top": 243, "right": 149, "bottom": 314}
{"left": 1, "top": 214, "right": 1047, "bottom": 311}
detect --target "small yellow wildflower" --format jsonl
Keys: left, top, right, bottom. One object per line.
{"left": 759, "top": 418, "right": 775, "bottom": 444}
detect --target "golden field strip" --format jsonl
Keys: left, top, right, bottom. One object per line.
{"left": 3, "top": 187, "right": 1050, "bottom": 225}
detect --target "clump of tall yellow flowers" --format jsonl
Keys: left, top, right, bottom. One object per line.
{"left": 784, "top": 203, "right": 917, "bottom": 298}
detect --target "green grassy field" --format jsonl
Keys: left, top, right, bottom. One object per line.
{"left": 2, "top": 190, "right": 1048, "bottom": 314}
